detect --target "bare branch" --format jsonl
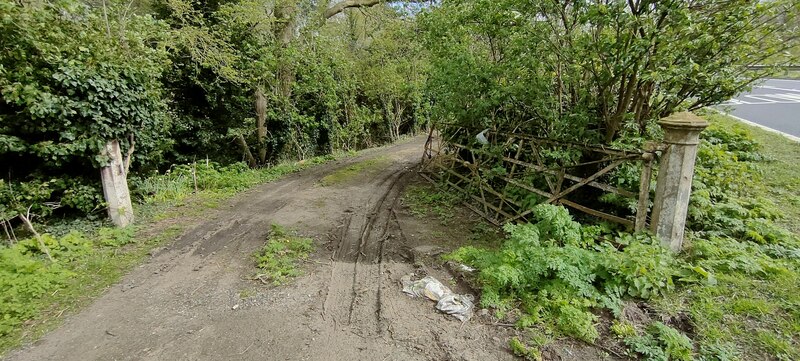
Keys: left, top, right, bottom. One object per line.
{"left": 324, "top": 0, "right": 380, "bottom": 19}
{"left": 324, "top": 0, "right": 427, "bottom": 19}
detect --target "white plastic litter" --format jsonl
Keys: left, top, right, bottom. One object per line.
{"left": 456, "top": 263, "right": 475, "bottom": 272}
{"left": 475, "top": 129, "right": 489, "bottom": 145}
{"left": 401, "top": 275, "right": 474, "bottom": 321}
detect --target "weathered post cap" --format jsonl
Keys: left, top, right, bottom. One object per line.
{"left": 659, "top": 112, "right": 709, "bottom": 145}
{"left": 659, "top": 112, "right": 710, "bottom": 131}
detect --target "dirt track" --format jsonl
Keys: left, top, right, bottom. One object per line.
{"left": 4, "top": 136, "right": 518, "bottom": 361}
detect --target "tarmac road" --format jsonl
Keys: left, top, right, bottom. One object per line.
{"left": 718, "top": 78, "right": 800, "bottom": 138}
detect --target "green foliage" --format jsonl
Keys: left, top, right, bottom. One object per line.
{"left": 509, "top": 337, "right": 542, "bottom": 361}
{"left": 448, "top": 203, "right": 694, "bottom": 342}
{"left": 1, "top": 0, "right": 427, "bottom": 225}
{"left": 456, "top": 118, "right": 800, "bottom": 357}
{"left": 254, "top": 224, "right": 314, "bottom": 285}
{"left": 624, "top": 322, "right": 694, "bottom": 361}
{"left": 687, "top": 119, "right": 798, "bottom": 249}
{"left": 649, "top": 115, "right": 800, "bottom": 360}
{"left": 0, "top": 0, "right": 172, "bottom": 219}
{"left": 611, "top": 320, "right": 637, "bottom": 338}
{"left": 0, "top": 239, "right": 73, "bottom": 336}
{"left": 422, "top": 0, "right": 797, "bottom": 143}
{"left": 0, "top": 228, "right": 134, "bottom": 338}
{"left": 157, "top": 0, "right": 427, "bottom": 167}
{"left": 402, "top": 184, "right": 461, "bottom": 224}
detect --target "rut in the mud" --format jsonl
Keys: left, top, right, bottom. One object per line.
{"left": 324, "top": 165, "right": 407, "bottom": 337}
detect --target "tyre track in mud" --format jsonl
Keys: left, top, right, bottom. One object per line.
{"left": 323, "top": 164, "right": 408, "bottom": 337}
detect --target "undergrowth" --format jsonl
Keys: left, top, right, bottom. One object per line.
{"left": 447, "top": 204, "right": 704, "bottom": 344}
{"left": 254, "top": 224, "right": 314, "bottom": 285}
{"left": 0, "top": 227, "right": 135, "bottom": 339}
{"left": 132, "top": 155, "right": 338, "bottom": 205}
{"left": 449, "top": 114, "right": 800, "bottom": 360}
{"left": 402, "top": 184, "right": 461, "bottom": 224}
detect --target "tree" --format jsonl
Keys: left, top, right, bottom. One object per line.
{"left": 422, "top": 0, "right": 799, "bottom": 144}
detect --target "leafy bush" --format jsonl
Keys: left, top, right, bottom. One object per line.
{"left": 422, "top": 0, "right": 795, "bottom": 144}
{"left": 448, "top": 203, "right": 695, "bottom": 342}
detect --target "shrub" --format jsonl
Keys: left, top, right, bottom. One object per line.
{"left": 448, "top": 203, "right": 694, "bottom": 341}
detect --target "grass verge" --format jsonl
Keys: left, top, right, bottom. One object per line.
{"left": 402, "top": 184, "right": 460, "bottom": 224}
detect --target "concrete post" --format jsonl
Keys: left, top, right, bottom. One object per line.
{"left": 650, "top": 112, "right": 708, "bottom": 252}
{"left": 100, "top": 140, "right": 134, "bottom": 227}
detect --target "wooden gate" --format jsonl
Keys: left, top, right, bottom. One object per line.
{"left": 420, "top": 124, "right": 660, "bottom": 231}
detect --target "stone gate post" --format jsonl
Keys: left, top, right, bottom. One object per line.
{"left": 650, "top": 112, "right": 708, "bottom": 252}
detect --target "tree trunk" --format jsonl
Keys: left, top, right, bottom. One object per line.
{"left": 100, "top": 139, "right": 134, "bottom": 228}
{"left": 275, "top": 0, "right": 297, "bottom": 100}
{"left": 255, "top": 88, "right": 268, "bottom": 164}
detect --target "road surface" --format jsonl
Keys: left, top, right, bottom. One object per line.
{"left": 718, "top": 78, "right": 800, "bottom": 138}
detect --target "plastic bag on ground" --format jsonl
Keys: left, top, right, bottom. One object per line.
{"left": 401, "top": 274, "right": 474, "bottom": 321}
{"left": 437, "top": 294, "right": 474, "bottom": 322}
{"left": 402, "top": 275, "right": 452, "bottom": 301}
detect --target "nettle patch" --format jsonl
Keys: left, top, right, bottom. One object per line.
{"left": 448, "top": 204, "right": 700, "bottom": 343}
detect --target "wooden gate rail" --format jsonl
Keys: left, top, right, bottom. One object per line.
{"left": 420, "top": 124, "right": 659, "bottom": 230}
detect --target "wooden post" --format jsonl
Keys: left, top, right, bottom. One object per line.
{"left": 100, "top": 140, "right": 134, "bottom": 227}
{"left": 634, "top": 154, "right": 654, "bottom": 232}
{"left": 650, "top": 112, "right": 708, "bottom": 252}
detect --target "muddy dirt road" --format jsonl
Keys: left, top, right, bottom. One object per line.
{"left": 4, "top": 137, "right": 518, "bottom": 361}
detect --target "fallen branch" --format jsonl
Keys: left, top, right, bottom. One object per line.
{"left": 19, "top": 208, "right": 53, "bottom": 262}
{"left": 2, "top": 219, "right": 15, "bottom": 244}
{"left": 235, "top": 134, "right": 258, "bottom": 168}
